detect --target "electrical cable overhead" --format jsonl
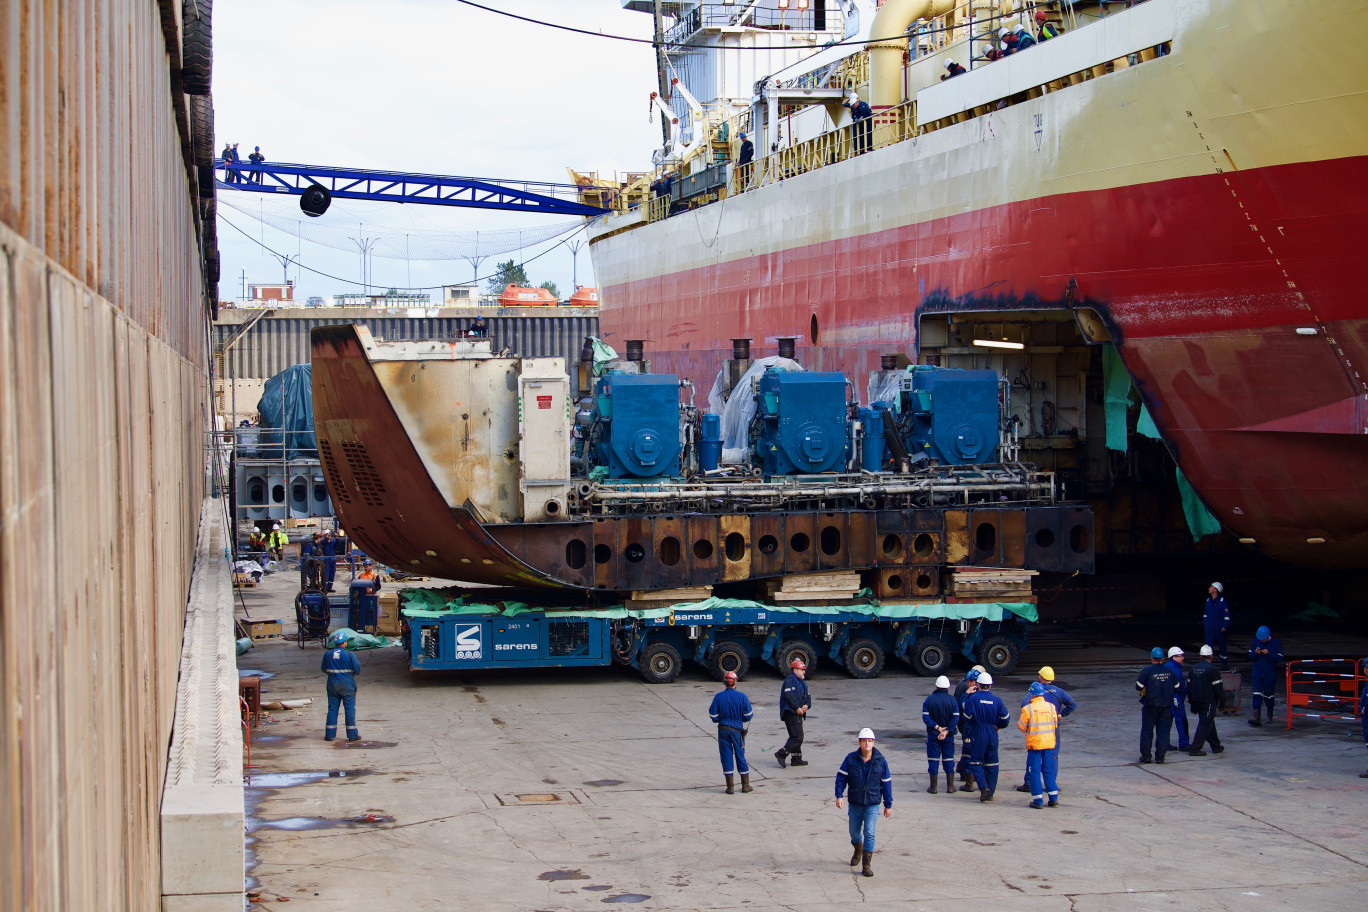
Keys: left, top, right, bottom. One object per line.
{"left": 219, "top": 197, "right": 578, "bottom": 262}
{"left": 451, "top": 0, "right": 940, "bottom": 52}
{"left": 217, "top": 213, "right": 587, "bottom": 292}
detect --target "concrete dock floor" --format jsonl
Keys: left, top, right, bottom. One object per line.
{"left": 235, "top": 571, "right": 1368, "bottom": 910}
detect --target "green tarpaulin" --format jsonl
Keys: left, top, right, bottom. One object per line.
{"left": 589, "top": 337, "right": 618, "bottom": 376}
{"left": 1175, "top": 466, "right": 1222, "bottom": 540}
{"left": 1102, "top": 346, "right": 1133, "bottom": 452}
{"left": 1136, "top": 403, "right": 1161, "bottom": 440}
{"left": 328, "top": 627, "right": 395, "bottom": 650}
{"left": 400, "top": 589, "right": 1037, "bottom": 624}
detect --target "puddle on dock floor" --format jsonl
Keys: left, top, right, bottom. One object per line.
{"left": 602, "top": 894, "right": 651, "bottom": 904}
{"left": 245, "top": 769, "right": 367, "bottom": 788}
{"left": 539, "top": 870, "right": 590, "bottom": 881}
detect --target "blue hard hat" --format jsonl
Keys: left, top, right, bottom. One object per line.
{"left": 1028, "top": 681, "right": 1047, "bottom": 697}
{"left": 1150, "top": 647, "right": 1164, "bottom": 659}
{"left": 1257, "top": 625, "right": 1271, "bottom": 641}
{"left": 966, "top": 669, "right": 981, "bottom": 681}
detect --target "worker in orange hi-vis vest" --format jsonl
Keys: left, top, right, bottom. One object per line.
{"left": 1018, "top": 682, "right": 1060, "bottom": 809}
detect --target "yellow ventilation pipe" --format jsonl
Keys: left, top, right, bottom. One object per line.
{"left": 867, "top": 0, "right": 957, "bottom": 108}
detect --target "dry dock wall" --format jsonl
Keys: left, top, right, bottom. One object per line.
{"left": 1, "top": 1, "right": 214, "bottom": 909}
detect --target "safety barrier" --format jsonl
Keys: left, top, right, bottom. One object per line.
{"left": 1284, "top": 657, "right": 1368, "bottom": 730}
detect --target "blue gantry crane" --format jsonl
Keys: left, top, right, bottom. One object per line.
{"left": 215, "top": 159, "right": 608, "bottom": 217}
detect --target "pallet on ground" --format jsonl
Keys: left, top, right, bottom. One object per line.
{"left": 286, "top": 517, "right": 320, "bottom": 529}
{"left": 247, "top": 620, "right": 283, "bottom": 639}
{"left": 233, "top": 572, "right": 257, "bottom": 588}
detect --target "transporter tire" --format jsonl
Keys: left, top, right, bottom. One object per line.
{"left": 640, "top": 642, "right": 682, "bottom": 684}
{"left": 189, "top": 93, "right": 214, "bottom": 167}
{"left": 844, "top": 637, "right": 885, "bottom": 679}
{"left": 979, "top": 635, "right": 1021, "bottom": 676}
{"left": 910, "top": 635, "right": 952, "bottom": 677}
{"left": 182, "top": 0, "right": 213, "bottom": 95}
{"left": 708, "top": 640, "right": 750, "bottom": 681}
{"left": 775, "top": 639, "right": 818, "bottom": 678}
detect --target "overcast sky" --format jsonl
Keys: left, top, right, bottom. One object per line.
{"left": 213, "top": 0, "right": 663, "bottom": 303}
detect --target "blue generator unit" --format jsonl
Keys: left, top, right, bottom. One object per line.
{"left": 594, "top": 373, "right": 682, "bottom": 477}
{"left": 902, "top": 367, "right": 999, "bottom": 465}
{"left": 755, "top": 371, "right": 849, "bottom": 474}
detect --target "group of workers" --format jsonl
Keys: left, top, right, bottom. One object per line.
{"left": 246, "top": 523, "right": 290, "bottom": 565}
{"left": 699, "top": 576, "right": 1368, "bottom": 875}
{"left": 942, "top": 10, "right": 1063, "bottom": 79}
{"left": 220, "top": 141, "right": 266, "bottom": 184}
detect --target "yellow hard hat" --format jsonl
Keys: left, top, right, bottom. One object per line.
{"left": 1038, "top": 666, "right": 1055, "bottom": 682}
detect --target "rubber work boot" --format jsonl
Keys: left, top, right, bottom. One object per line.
{"left": 979, "top": 788, "right": 994, "bottom": 802}
{"left": 725, "top": 775, "right": 735, "bottom": 795}
{"left": 740, "top": 774, "right": 753, "bottom": 793}
{"left": 850, "top": 843, "right": 862, "bottom": 867}
{"left": 861, "top": 850, "right": 874, "bottom": 877}
{"left": 1248, "top": 717, "right": 1262, "bottom": 727}
{"left": 790, "top": 754, "right": 809, "bottom": 767}
{"left": 1015, "top": 783, "right": 1031, "bottom": 793}
{"left": 1360, "top": 769, "right": 1368, "bottom": 779}
{"left": 1267, "top": 703, "right": 1276, "bottom": 723}
{"left": 775, "top": 749, "right": 789, "bottom": 768}
{"left": 926, "top": 774, "right": 938, "bottom": 794}
{"left": 959, "top": 773, "right": 976, "bottom": 792}
{"left": 1139, "top": 755, "right": 1152, "bottom": 764}
{"left": 1189, "top": 749, "right": 1207, "bottom": 756}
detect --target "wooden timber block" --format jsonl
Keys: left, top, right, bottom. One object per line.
{"left": 774, "top": 590, "right": 861, "bottom": 602}
{"left": 770, "top": 572, "right": 861, "bottom": 592}
{"left": 233, "top": 572, "right": 257, "bottom": 588}
{"left": 629, "top": 586, "right": 712, "bottom": 603}
{"left": 247, "top": 620, "right": 283, "bottom": 639}
{"left": 286, "top": 518, "right": 320, "bottom": 529}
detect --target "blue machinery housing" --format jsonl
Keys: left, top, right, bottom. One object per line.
{"left": 403, "top": 599, "right": 1034, "bottom": 682}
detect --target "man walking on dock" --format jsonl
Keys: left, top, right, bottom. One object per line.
{"left": 775, "top": 658, "right": 810, "bottom": 768}
{"left": 322, "top": 632, "right": 362, "bottom": 742}
{"left": 709, "top": 670, "right": 754, "bottom": 794}
{"left": 835, "top": 728, "right": 891, "bottom": 877}
{"left": 1187, "top": 645, "right": 1225, "bottom": 755}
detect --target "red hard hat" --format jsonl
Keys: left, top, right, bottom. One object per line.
{"left": 722, "top": 670, "right": 738, "bottom": 684}
{"left": 790, "top": 658, "right": 807, "bottom": 670}
{"left": 1035, "top": 10, "right": 1047, "bottom": 19}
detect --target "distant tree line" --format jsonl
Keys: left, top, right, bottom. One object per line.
{"left": 486, "top": 259, "right": 558, "bottom": 299}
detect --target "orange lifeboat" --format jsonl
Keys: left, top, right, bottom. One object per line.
{"left": 568, "top": 286, "right": 598, "bottom": 306}
{"left": 497, "top": 284, "right": 558, "bottom": 306}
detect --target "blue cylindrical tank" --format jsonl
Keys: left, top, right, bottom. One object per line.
{"left": 700, "top": 413, "right": 722, "bottom": 471}
{"left": 860, "top": 406, "right": 886, "bottom": 472}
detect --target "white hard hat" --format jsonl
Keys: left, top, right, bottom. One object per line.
{"left": 1210, "top": 581, "right": 1223, "bottom": 593}
{"left": 978, "top": 672, "right": 994, "bottom": 686}
{"left": 272, "top": 523, "right": 280, "bottom": 529}
{"left": 1199, "top": 645, "right": 1213, "bottom": 656}
{"left": 945, "top": 59, "right": 957, "bottom": 69}
{"left": 858, "top": 727, "right": 876, "bottom": 741}
{"left": 935, "top": 675, "right": 951, "bottom": 689}
{"left": 1014, "top": 22, "right": 1027, "bottom": 33}
{"left": 1168, "top": 646, "right": 1184, "bottom": 658}
{"left": 999, "top": 26, "right": 1011, "bottom": 37}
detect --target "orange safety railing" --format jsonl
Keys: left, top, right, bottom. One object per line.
{"left": 1285, "top": 657, "right": 1367, "bottom": 730}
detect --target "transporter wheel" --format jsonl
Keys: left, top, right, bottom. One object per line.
{"left": 910, "top": 635, "right": 952, "bottom": 677}
{"left": 844, "top": 637, "right": 885, "bottom": 679}
{"left": 775, "top": 639, "right": 817, "bottom": 678}
{"left": 640, "top": 642, "right": 682, "bottom": 684}
{"left": 182, "top": 0, "right": 213, "bottom": 95}
{"left": 979, "top": 635, "right": 1021, "bottom": 676}
{"left": 708, "top": 640, "right": 750, "bottom": 681}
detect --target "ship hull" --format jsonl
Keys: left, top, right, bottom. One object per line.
{"left": 587, "top": 0, "right": 1368, "bottom": 568}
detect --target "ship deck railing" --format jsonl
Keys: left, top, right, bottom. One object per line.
{"left": 632, "top": 1, "right": 1172, "bottom": 224}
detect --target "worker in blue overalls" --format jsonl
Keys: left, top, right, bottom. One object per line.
{"left": 1165, "top": 647, "right": 1191, "bottom": 750}
{"left": 1247, "top": 625, "right": 1283, "bottom": 726}
{"left": 775, "top": 658, "right": 810, "bottom": 768}
{"left": 1015, "top": 666, "right": 1076, "bottom": 793}
{"left": 708, "top": 670, "right": 754, "bottom": 794}
{"left": 1203, "top": 582, "right": 1231, "bottom": 667}
{"left": 1358, "top": 658, "right": 1368, "bottom": 778}
{"left": 321, "top": 527, "right": 338, "bottom": 592}
{"left": 321, "top": 631, "right": 362, "bottom": 741}
{"left": 1137, "top": 647, "right": 1177, "bottom": 762}
{"left": 922, "top": 675, "right": 959, "bottom": 794}
{"left": 953, "top": 666, "right": 985, "bottom": 791}
{"left": 961, "top": 671, "right": 1010, "bottom": 801}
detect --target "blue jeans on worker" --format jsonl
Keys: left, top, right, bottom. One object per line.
{"left": 326, "top": 682, "right": 359, "bottom": 741}
{"left": 1170, "top": 697, "right": 1190, "bottom": 750}
{"left": 718, "top": 728, "right": 748, "bottom": 776}
{"left": 1026, "top": 748, "right": 1058, "bottom": 806}
{"left": 926, "top": 732, "right": 955, "bottom": 776}
{"left": 1204, "top": 623, "right": 1227, "bottom": 664}
{"left": 967, "top": 729, "right": 999, "bottom": 792}
{"left": 847, "top": 802, "right": 880, "bottom": 852}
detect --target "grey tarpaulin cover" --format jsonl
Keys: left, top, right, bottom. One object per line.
{"left": 256, "top": 364, "right": 316, "bottom": 458}
{"left": 707, "top": 356, "right": 802, "bottom": 464}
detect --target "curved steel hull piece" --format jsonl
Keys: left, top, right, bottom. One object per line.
{"left": 311, "top": 324, "right": 564, "bottom": 587}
